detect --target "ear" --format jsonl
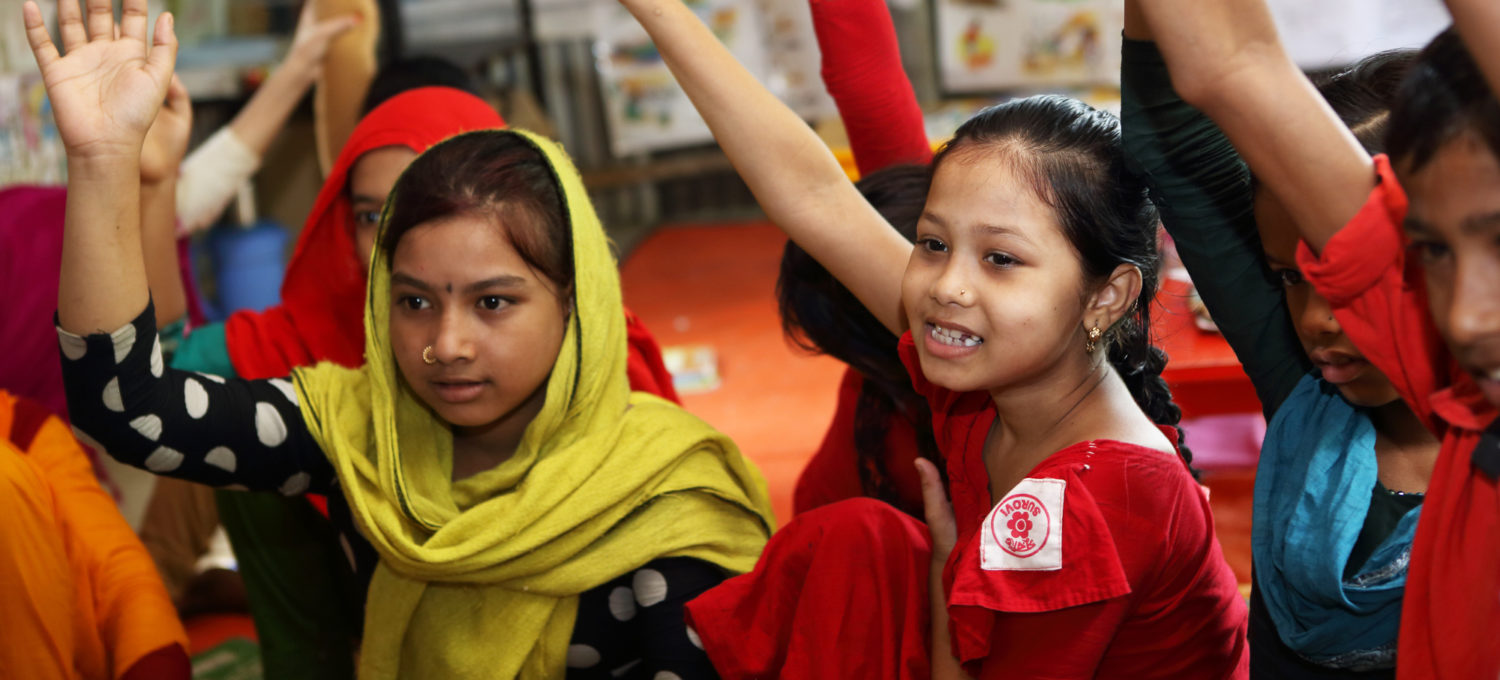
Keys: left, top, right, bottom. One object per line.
{"left": 1085, "top": 264, "right": 1143, "bottom": 331}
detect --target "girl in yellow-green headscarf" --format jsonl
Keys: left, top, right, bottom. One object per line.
{"left": 37, "top": 5, "right": 773, "bottom": 674}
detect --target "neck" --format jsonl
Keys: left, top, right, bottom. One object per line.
{"left": 987, "top": 355, "right": 1113, "bottom": 449}
{"left": 450, "top": 383, "right": 549, "bottom": 481}
{"left": 1368, "top": 398, "right": 1437, "bottom": 449}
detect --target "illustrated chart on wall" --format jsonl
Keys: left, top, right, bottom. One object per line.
{"left": 934, "top": 0, "right": 1124, "bottom": 94}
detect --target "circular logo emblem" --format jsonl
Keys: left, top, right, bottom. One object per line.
{"left": 989, "top": 492, "right": 1050, "bottom": 558}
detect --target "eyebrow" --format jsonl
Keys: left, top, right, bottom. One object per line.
{"left": 1462, "top": 211, "right": 1500, "bottom": 235}
{"left": 350, "top": 194, "right": 384, "bottom": 206}
{"left": 390, "top": 272, "right": 527, "bottom": 294}
{"left": 921, "top": 211, "right": 1032, "bottom": 241}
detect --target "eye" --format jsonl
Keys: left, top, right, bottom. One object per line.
{"left": 1409, "top": 239, "right": 1453, "bottom": 266}
{"left": 354, "top": 210, "right": 382, "bottom": 228}
{"left": 1273, "top": 268, "right": 1305, "bottom": 288}
{"left": 984, "top": 252, "right": 1019, "bottom": 268}
{"left": 917, "top": 237, "right": 948, "bottom": 253}
{"left": 477, "top": 296, "right": 510, "bottom": 311}
{"left": 398, "top": 295, "right": 430, "bottom": 311}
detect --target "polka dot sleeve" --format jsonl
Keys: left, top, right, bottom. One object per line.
{"left": 567, "top": 557, "right": 726, "bottom": 679}
{"left": 57, "top": 301, "right": 333, "bottom": 496}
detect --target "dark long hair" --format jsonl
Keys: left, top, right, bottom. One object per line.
{"left": 379, "top": 131, "right": 573, "bottom": 296}
{"left": 931, "top": 95, "right": 1191, "bottom": 464}
{"left": 1388, "top": 27, "right": 1500, "bottom": 172}
{"left": 777, "top": 164, "right": 941, "bottom": 513}
{"left": 1313, "top": 49, "right": 1415, "bottom": 155}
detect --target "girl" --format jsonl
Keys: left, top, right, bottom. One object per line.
{"left": 1130, "top": 0, "right": 1500, "bottom": 676}
{"left": 25, "top": 2, "right": 773, "bottom": 678}
{"left": 616, "top": 0, "right": 1247, "bottom": 676}
{"left": 1119, "top": 11, "right": 1434, "bottom": 675}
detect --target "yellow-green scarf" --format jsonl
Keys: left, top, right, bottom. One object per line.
{"left": 292, "top": 129, "right": 774, "bottom": 679}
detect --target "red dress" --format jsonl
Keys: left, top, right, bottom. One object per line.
{"left": 1296, "top": 155, "right": 1500, "bottom": 679}
{"left": 793, "top": 368, "right": 925, "bottom": 515}
{"left": 686, "top": 334, "right": 1249, "bottom": 679}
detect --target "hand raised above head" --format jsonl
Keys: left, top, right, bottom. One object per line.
{"left": 22, "top": 0, "right": 177, "bottom": 163}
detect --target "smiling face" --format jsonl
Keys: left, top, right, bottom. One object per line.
{"left": 387, "top": 212, "right": 570, "bottom": 432}
{"left": 900, "top": 154, "right": 1098, "bottom": 395}
{"left": 348, "top": 146, "right": 419, "bottom": 272}
{"left": 1255, "top": 190, "right": 1402, "bottom": 407}
{"left": 1399, "top": 132, "right": 1500, "bottom": 409}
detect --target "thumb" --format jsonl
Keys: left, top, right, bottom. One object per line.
{"left": 916, "top": 458, "right": 956, "bottom": 551}
{"left": 145, "top": 12, "right": 178, "bottom": 91}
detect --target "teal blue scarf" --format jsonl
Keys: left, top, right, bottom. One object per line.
{"left": 1254, "top": 374, "right": 1420, "bottom": 671}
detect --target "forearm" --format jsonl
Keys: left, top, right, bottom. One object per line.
{"left": 140, "top": 178, "right": 187, "bottom": 326}
{"left": 229, "top": 58, "right": 317, "bottom": 159}
{"left": 1445, "top": 0, "right": 1500, "bottom": 98}
{"left": 1133, "top": 0, "right": 1372, "bottom": 252}
{"left": 812, "top": 0, "right": 930, "bottom": 175}
{"left": 59, "top": 157, "right": 151, "bottom": 335}
{"left": 620, "top": 0, "right": 910, "bottom": 330}
{"left": 313, "top": 0, "right": 379, "bottom": 173}
{"left": 929, "top": 569, "right": 971, "bottom": 680}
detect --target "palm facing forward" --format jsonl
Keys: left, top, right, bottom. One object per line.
{"left": 22, "top": 0, "right": 177, "bottom": 162}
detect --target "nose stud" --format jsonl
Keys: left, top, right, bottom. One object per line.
{"left": 422, "top": 346, "right": 437, "bottom": 365}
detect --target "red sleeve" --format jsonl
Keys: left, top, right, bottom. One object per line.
{"left": 792, "top": 368, "right": 868, "bottom": 515}
{"left": 811, "top": 0, "right": 931, "bottom": 176}
{"left": 1296, "top": 155, "right": 1449, "bottom": 431}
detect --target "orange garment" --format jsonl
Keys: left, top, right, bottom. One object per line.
{"left": 0, "top": 391, "right": 189, "bottom": 679}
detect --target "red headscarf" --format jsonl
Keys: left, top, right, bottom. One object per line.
{"left": 224, "top": 87, "right": 505, "bottom": 379}
{"left": 222, "top": 87, "right": 681, "bottom": 402}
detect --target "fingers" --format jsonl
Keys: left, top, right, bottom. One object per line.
{"left": 22, "top": 2, "right": 60, "bottom": 69}
{"left": 56, "top": 0, "right": 87, "bottom": 51}
{"left": 120, "top": 0, "right": 149, "bottom": 43}
{"left": 85, "top": 0, "right": 114, "bottom": 43}
{"left": 314, "top": 14, "right": 362, "bottom": 44}
{"left": 915, "top": 458, "right": 957, "bottom": 548}
{"left": 145, "top": 12, "right": 177, "bottom": 89}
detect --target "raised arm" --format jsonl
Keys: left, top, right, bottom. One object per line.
{"left": 811, "top": 0, "right": 931, "bottom": 175}
{"left": 1119, "top": 10, "right": 1308, "bottom": 417}
{"left": 619, "top": 0, "right": 912, "bottom": 332}
{"left": 24, "top": 0, "right": 175, "bottom": 335}
{"left": 139, "top": 76, "right": 193, "bottom": 326}
{"left": 1132, "top": 0, "right": 1373, "bottom": 253}
{"left": 1445, "top": 0, "right": 1500, "bottom": 99}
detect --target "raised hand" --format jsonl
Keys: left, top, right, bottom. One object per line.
{"left": 284, "top": 0, "right": 362, "bottom": 79}
{"left": 140, "top": 76, "right": 192, "bottom": 185}
{"left": 22, "top": 0, "right": 177, "bottom": 162}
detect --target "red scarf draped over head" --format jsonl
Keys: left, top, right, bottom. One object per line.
{"left": 224, "top": 87, "right": 505, "bottom": 380}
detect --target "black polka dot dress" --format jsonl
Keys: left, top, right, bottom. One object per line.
{"left": 59, "top": 303, "right": 724, "bottom": 678}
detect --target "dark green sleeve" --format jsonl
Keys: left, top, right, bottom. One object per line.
{"left": 1120, "top": 37, "right": 1309, "bottom": 419}
{"left": 168, "top": 323, "right": 361, "bottom": 677}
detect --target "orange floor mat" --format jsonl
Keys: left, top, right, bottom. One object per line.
{"left": 621, "top": 221, "right": 1254, "bottom": 582}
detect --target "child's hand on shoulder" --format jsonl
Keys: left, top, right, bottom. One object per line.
{"left": 22, "top": 0, "right": 177, "bottom": 164}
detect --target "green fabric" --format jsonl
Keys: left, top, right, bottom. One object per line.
{"left": 167, "top": 321, "right": 236, "bottom": 378}
{"left": 293, "top": 129, "right": 774, "bottom": 679}
{"left": 1119, "top": 38, "right": 1309, "bottom": 418}
{"left": 168, "top": 325, "right": 360, "bottom": 680}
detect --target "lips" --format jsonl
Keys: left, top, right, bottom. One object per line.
{"left": 1471, "top": 365, "right": 1500, "bottom": 409}
{"left": 924, "top": 321, "right": 984, "bottom": 360}
{"left": 430, "top": 379, "right": 488, "bottom": 404}
{"left": 1309, "top": 349, "right": 1369, "bottom": 386}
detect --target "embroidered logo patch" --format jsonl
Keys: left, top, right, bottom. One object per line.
{"left": 980, "top": 477, "right": 1065, "bottom": 571}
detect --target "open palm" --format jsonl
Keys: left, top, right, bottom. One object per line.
{"left": 22, "top": 0, "right": 177, "bottom": 161}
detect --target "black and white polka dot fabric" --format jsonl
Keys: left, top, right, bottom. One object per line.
{"left": 58, "top": 302, "right": 333, "bottom": 496}
{"left": 58, "top": 303, "right": 726, "bottom": 678}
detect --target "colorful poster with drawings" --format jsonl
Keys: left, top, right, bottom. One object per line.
{"left": 934, "top": 0, "right": 1122, "bottom": 93}
{"left": 595, "top": 0, "right": 770, "bottom": 156}
{"left": 594, "top": 0, "right": 830, "bottom": 156}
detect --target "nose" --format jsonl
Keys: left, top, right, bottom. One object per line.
{"left": 1446, "top": 254, "right": 1500, "bottom": 348}
{"left": 930, "top": 260, "right": 974, "bottom": 307}
{"left": 1298, "top": 287, "right": 1343, "bottom": 341}
{"left": 430, "top": 307, "right": 477, "bottom": 364}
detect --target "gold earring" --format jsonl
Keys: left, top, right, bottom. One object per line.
{"left": 422, "top": 346, "right": 437, "bottom": 365}
{"left": 1085, "top": 326, "right": 1103, "bottom": 353}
